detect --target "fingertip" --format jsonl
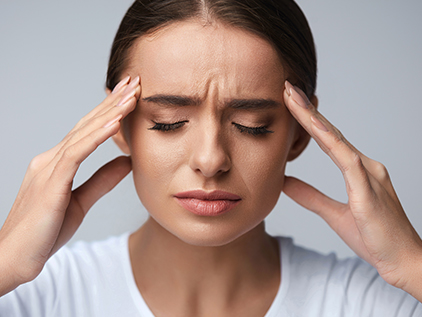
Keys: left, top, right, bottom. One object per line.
{"left": 117, "top": 155, "right": 132, "bottom": 171}
{"left": 111, "top": 75, "right": 131, "bottom": 94}
{"left": 117, "top": 158, "right": 132, "bottom": 177}
{"left": 283, "top": 175, "right": 300, "bottom": 191}
{"left": 284, "top": 80, "right": 293, "bottom": 97}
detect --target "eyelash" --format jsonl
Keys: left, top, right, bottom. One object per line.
{"left": 232, "top": 123, "right": 274, "bottom": 136}
{"left": 148, "top": 120, "right": 188, "bottom": 132}
{"left": 148, "top": 121, "right": 273, "bottom": 136}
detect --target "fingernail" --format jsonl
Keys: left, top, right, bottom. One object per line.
{"left": 112, "top": 76, "right": 130, "bottom": 94}
{"left": 122, "top": 76, "right": 140, "bottom": 95}
{"left": 286, "top": 81, "right": 310, "bottom": 109}
{"left": 311, "top": 115, "right": 329, "bottom": 132}
{"left": 103, "top": 115, "right": 122, "bottom": 128}
{"left": 116, "top": 76, "right": 140, "bottom": 106}
{"left": 284, "top": 80, "right": 292, "bottom": 97}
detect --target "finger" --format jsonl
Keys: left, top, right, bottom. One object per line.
{"left": 46, "top": 76, "right": 134, "bottom": 164}
{"left": 283, "top": 176, "right": 346, "bottom": 225}
{"left": 49, "top": 77, "right": 140, "bottom": 173}
{"left": 49, "top": 118, "right": 124, "bottom": 188}
{"left": 283, "top": 82, "right": 397, "bottom": 200}
{"left": 285, "top": 84, "right": 398, "bottom": 201}
{"left": 73, "top": 156, "right": 132, "bottom": 212}
{"left": 23, "top": 76, "right": 135, "bottom": 185}
{"left": 86, "top": 76, "right": 139, "bottom": 121}
{"left": 283, "top": 176, "right": 370, "bottom": 260}
{"left": 50, "top": 156, "right": 132, "bottom": 255}
{"left": 59, "top": 76, "right": 139, "bottom": 148}
{"left": 70, "top": 76, "right": 140, "bottom": 143}
{"left": 284, "top": 81, "right": 373, "bottom": 201}
{"left": 70, "top": 76, "right": 131, "bottom": 131}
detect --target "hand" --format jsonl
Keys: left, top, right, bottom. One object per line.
{"left": 282, "top": 80, "right": 422, "bottom": 299}
{"left": 0, "top": 76, "right": 140, "bottom": 294}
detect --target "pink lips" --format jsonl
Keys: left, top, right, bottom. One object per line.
{"left": 174, "top": 190, "right": 241, "bottom": 216}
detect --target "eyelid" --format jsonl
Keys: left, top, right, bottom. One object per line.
{"left": 148, "top": 120, "right": 188, "bottom": 132}
{"left": 148, "top": 119, "right": 273, "bottom": 136}
{"left": 232, "top": 122, "right": 274, "bottom": 136}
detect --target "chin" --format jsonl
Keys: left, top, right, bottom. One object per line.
{"left": 158, "top": 214, "right": 266, "bottom": 247}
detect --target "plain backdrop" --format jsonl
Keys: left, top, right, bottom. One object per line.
{"left": 1, "top": 0, "right": 421, "bottom": 259}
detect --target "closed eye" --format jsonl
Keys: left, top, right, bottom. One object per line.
{"left": 232, "top": 123, "right": 274, "bottom": 136}
{"left": 148, "top": 120, "right": 188, "bottom": 132}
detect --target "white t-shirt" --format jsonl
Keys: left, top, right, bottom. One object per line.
{"left": 0, "top": 233, "right": 421, "bottom": 317}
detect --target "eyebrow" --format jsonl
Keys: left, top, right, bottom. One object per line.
{"left": 142, "top": 94, "right": 281, "bottom": 110}
{"left": 142, "top": 95, "right": 201, "bottom": 107}
{"left": 226, "top": 98, "right": 281, "bottom": 110}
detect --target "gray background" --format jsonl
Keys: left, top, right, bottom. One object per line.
{"left": 1, "top": 1, "right": 421, "bottom": 259}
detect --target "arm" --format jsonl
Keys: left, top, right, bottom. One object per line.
{"left": 0, "top": 76, "right": 140, "bottom": 296}
{"left": 283, "top": 80, "right": 422, "bottom": 302}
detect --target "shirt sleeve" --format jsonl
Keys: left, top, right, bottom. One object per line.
{"left": 281, "top": 237, "right": 422, "bottom": 317}
{"left": 342, "top": 258, "right": 422, "bottom": 317}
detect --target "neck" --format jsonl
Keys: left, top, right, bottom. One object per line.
{"left": 129, "top": 217, "right": 280, "bottom": 316}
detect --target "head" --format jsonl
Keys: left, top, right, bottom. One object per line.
{"left": 107, "top": 0, "right": 317, "bottom": 246}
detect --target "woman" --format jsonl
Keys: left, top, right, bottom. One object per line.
{"left": 0, "top": 0, "right": 421, "bottom": 316}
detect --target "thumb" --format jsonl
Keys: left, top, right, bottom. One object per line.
{"left": 283, "top": 176, "right": 344, "bottom": 226}
{"left": 73, "top": 155, "right": 132, "bottom": 212}
{"left": 50, "top": 156, "right": 132, "bottom": 255}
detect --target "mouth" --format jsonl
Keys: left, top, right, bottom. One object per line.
{"left": 174, "top": 190, "right": 242, "bottom": 216}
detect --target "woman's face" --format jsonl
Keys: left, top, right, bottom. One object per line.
{"left": 117, "top": 20, "right": 308, "bottom": 246}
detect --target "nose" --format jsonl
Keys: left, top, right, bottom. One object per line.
{"left": 189, "top": 120, "right": 231, "bottom": 178}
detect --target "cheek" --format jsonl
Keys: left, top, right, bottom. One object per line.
{"left": 232, "top": 125, "right": 293, "bottom": 208}
{"left": 128, "top": 118, "right": 185, "bottom": 201}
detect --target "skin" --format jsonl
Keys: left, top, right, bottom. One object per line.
{"left": 112, "top": 20, "right": 310, "bottom": 316}
{"left": 0, "top": 16, "right": 421, "bottom": 317}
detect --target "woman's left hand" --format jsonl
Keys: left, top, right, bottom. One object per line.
{"left": 283, "top": 80, "right": 422, "bottom": 301}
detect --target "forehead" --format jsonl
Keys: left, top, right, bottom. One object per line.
{"left": 127, "top": 20, "right": 285, "bottom": 99}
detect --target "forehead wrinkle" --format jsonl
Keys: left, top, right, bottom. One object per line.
{"left": 130, "top": 20, "right": 287, "bottom": 108}
{"left": 140, "top": 93, "right": 281, "bottom": 112}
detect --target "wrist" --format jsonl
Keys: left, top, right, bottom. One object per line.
{"left": 397, "top": 241, "right": 422, "bottom": 302}
{"left": 393, "top": 236, "right": 422, "bottom": 302}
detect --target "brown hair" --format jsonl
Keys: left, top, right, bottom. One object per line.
{"left": 106, "top": 0, "right": 317, "bottom": 98}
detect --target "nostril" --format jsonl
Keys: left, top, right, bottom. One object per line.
{"left": 189, "top": 145, "right": 231, "bottom": 178}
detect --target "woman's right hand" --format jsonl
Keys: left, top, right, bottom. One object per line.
{"left": 0, "top": 76, "right": 140, "bottom": 296}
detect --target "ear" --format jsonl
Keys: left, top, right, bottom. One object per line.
{"left": 287, "top": 95, "right": 318, "bottom": 161}
{"left": 105, "top": 88, "right": 131, "bottom": 154}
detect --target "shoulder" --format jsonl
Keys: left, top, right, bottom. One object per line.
{"left": 273, "top": 237, "right": 422, "bottom": 317}
{"left": 40, "top": 233, "right": 129, "bottom": 281}
{"left": 0, "top": 233, "right": 133, "bottom": 317}
{"left": 55, "top": 232, "right": 129, "bottom": 267}
{"left": 277, "top": 236, "right": 370, "bottom": 281}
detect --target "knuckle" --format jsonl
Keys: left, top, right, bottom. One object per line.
{"left": 330, "top": 131, "right": 346, "bottom": 149}
{"left": 28, "top": 155, "right": 45, "bottom": 173}
{"left": 351, "top": 152, "right": 363, "bottom": 168}
{"left": 342, "top": 152, "right": 362, "bottom": 174}
{"left": 89, "top": 129, "right": 106, "bottom": 148}
{"left": 372, "top": 161, "right": 390, "bottom": 181}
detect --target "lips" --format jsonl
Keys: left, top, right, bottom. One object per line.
{"left": 174, "top": 190, "right": 241, "bottom": 216}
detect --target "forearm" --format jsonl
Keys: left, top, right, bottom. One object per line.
{"left": 0, "top": 233, "right": 40, "bottom": 297}
{"left": 0, "top": 243, "right": 22, "bottom": 297}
